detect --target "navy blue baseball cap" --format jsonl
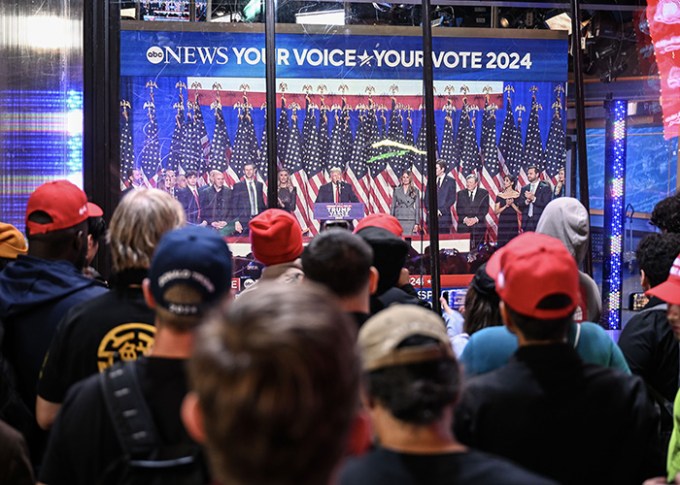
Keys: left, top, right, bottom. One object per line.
{"left": 149, "top": 226, "right": 233, "bottom": 318}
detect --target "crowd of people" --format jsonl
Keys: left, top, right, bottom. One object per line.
{"left": 3, "top": 179, "right": 680, "bottom": 484}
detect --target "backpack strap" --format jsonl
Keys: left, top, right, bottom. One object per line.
{"left": 100, "top": 360, "right": 160, "bottom": 457}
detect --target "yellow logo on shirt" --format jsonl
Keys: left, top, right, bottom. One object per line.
{"left": 97, "top": 323, "right": 156, "bottom": 372}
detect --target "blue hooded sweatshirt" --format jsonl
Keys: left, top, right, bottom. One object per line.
{"left": 0, "top": 255, "right": 107, "bottom": 411}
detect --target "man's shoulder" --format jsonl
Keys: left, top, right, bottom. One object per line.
{"left": 620, "top": 304, "right": 668, "bottom": 338}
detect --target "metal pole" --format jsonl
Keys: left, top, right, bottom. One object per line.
{"left": 264, "top": 0, "right": 278, "bottom": 207}
{"left": 207, "top": 0, "right": 212, "bottom": 21}
{"left": 190, "top": 0, "right": 196, "bottom": 22}
{"left": 570, "top": 0, "right": 591, "bottom": 275}
{"left": 422, "top": 0, "right": 441, "bottom": 314}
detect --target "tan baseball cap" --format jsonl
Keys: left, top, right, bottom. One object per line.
{"left": 358, "top": 305, "right": 454, "bottom": 372}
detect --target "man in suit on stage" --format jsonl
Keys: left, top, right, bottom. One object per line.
{"left": 518, "top": 165, "right": 552, "bottom": 232}
{"left": 199, "top": 169, "right": 231, "bottom": 231}
{"left": 456, "top": 173, "right": 489, "bottom": 248}
{"left": 425, "top": 161, "right": 456, "bottom": 234}
{"left": 316, "top": 167, "right": 359, "bottom": 204}
{"left": 232, "top": 163, "right": 266, "bottom": 235}
{"left": 178, "top": 170, "right": 201, "bottom": 224}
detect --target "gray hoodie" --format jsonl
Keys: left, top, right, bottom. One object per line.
{"left": 536, "top": 197, "right": 602, "bottom": 323}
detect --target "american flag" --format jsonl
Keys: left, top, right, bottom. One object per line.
{"left": 326, "top": 99, "right": 350, "bottom": 170}
{"left": 345, "top": 109, "right": 370, "bottom": 213}
{"left": 457, "top": 104, "right": 481, "bottom": 178}
{"left": 180, "top": 111, "right": 200, "bottom": 174}
{"left": 167, "top": 104, "right": 184, "bottom": 173}
{"left": 386, "top": 98, "right": 408, "bottom": 176}
{"left": 367, "top": 102, "right": 396, "bottom": 215}
{"left": 405, "top": 111, "right": 426, "bottom": 227}
{"left": 208, "top": 103, "right": 231, "bottom": 173}
{"left": 545, "top": 88, "right": 566, "bottom": 186}
{"left": 285, "top": 108, "right": 313, "bottom": 232}
{"left": 230, "top": 106, "right": 258, "bottom": 186}
{"left": 192, "top": 98, "right": 211, "bottom": 173}
{"left": 514, "top": 106, "right": 528, "bottom": 187}
{"left": 524, "top": 88, "right": 546, "bottom": 175}
{"left": 256, "top": 108, "right": 269, "bottom": 205}
{"left": 404, "top": 110, "right": 415, "bottom": 173}
{"left": 120, "top": 101, "right": 135, "bottom": 188}
{"left": 302, "top": 96, "right": 324, "bottom": 234}
{"left": 413, "top": 108, "right": 437, "bottom": 195}
{"left": 480, "top": 96, "right": 501, "bottom": 241}
{"left": 277, "top": 97, "right": 290, "bottom": 165}
{"left": 498, "top": 89, "right": 521, "bottom": 178}
{"left": 139, "top": 99, "right": 162, "bottom": 187}
{"left": 318, "top": 104, "right": 330, "bottom": 170}
{"left": 259, "top": 107, "right": 269, "bottom": 179}
{"left": 439, "top": 107, "right": 457, "bottom": 170}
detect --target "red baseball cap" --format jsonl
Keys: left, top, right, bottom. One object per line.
{"left": 354, "top": 213, "right": 404, "bottom": 237}
{"left": 486, "top": 232, "right": 580, "bottom": 319}
{"left": 249, "top": 209, "right": 303, "bottom": 266}
{"left": 646, "top": 253, "right": 680, "bottom": 305}
{"left": 26, "top": 180, "right": 103, "bottom": 235}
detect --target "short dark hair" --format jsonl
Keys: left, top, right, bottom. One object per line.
{"left": 527, "top": 165, "right": 539, "bottom": 174}
{"left": 87, "top": 216, "right": 107, "bottom": 243}
{"left": 435, "top": 160, "right": 448, "bottom": 172}
{"left": 505, "top": 297, "right": 572, "bottom": 342}
{"left": 188, "top": 283, "right": 359, "bottom": 485}
{"left": 126, "top": 168, "right": 137, "bottom": 179}
{"left": 185, "top": 170, "right": 198, "bottom": 178}
{"left": 636, "top": 233, "right": 680, "bottom": 287}
{"left": 301, "top": 229, "right": 373, "bottom": 297}
{"left": 365, "top": 335, "right": 460, "bottom": 425}
{"left": 650, "top": 195, "right": 680, "bottom": 234}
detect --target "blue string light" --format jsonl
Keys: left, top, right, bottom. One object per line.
{"left": 603, "top": 100, "right": 627, "bottom": 330}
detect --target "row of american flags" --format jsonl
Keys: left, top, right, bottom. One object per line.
{"left": 121, "top": 80, "right": 567, "bottom": 238}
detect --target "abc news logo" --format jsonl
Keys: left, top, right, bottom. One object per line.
{"left": 146, "top": 46, "right": 164, "bottom": 64}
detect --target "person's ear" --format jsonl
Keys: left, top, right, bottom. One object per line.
{"left": 142, "top": 278, "right": 157, "bottom": 310}
{"left": 640, "top": 270, "right": 650, "bottom": 291}
{"left": 368, "top": 266, "right": 379, "bottom": 296}
{"left": 345, "top": 407, "right": 372, "bottom": 456}
{"left": 181, "top": 392, "right": 206, "bottom": 444}
{"left": 500, "top": 301, "right": 517, "bottom": 335}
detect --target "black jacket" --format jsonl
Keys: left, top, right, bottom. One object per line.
{"left": 618, "top": 296, "right": 676, "bottom": 431}
{"left": 454, "top": 344, "right": 663, "bottom": 485}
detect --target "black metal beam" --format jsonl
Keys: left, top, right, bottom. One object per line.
{"left": 422, "top": 0, "right": 442, "bottom": 314}
{"left": 570, "top": 0, "right": 592, "bottom": 275}
{"left": 83, "top": 0, "right": 120, "bottom": 281}
{"left": 264, "top": 0, "right": 278, "bottom": 207}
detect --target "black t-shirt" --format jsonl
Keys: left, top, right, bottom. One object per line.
{"left": 339, "top": 447, "right": 557, "bottom": 485}
{"left": 39, "top": 357, "right": 197, "bottom": 485}
{"left": 38, "top": 270, "right": 156, "bottom": 404}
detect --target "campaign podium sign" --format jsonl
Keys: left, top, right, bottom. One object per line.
{"left": 313, "top": 203, "right": 365, "bottom": 221}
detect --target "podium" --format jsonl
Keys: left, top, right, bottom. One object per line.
{"left": 313, "top": 203, "right": 365, "bottom": 221}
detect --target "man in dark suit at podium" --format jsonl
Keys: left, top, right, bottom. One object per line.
{"left": 518, "top": 165, "right": 552, "bottom": 232}
{"left": 425, "top": 161, "right": 456, "bottom": 234}
{"left": 232, "top": 163, "right": 266, "bottom": 235}
{"left": 316, "top": 167, "right": 359, "bottom": 204}
{"left": 456, "top": 174, "right": 489, "bottom": 248}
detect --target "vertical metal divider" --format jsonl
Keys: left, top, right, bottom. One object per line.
{"left": 84, "top": 0, "right": 120, "bottom": 281}
{"left": 570, "top": 0, "right": 591, "bottom": 276}
{"left": 422, "top": 0, "right": 441, "bottom": 314}
{"left": 264, "top": 0, "right": 278, "bottom": 208}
